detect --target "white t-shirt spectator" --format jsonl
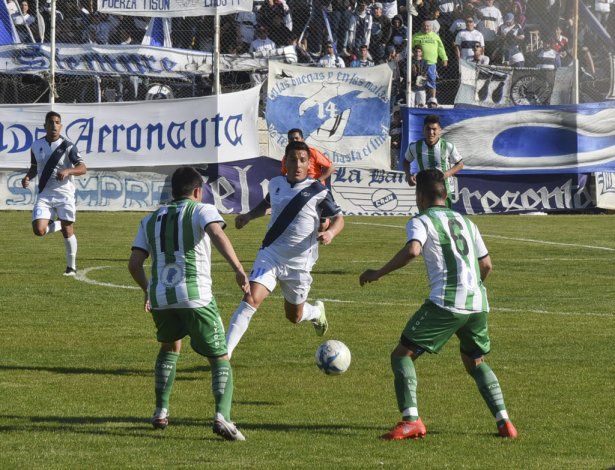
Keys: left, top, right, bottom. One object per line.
{"left": 319, "top": 54, "right": 346, "bottom": 68}
{"left": 250, "top": 37, "right": 276, "bottom": 53}
{"left": 455, "top": 29, "right": 484, "bottom": 59}
{"left": 479, "top": 6, "right": 503, "bottom": 42}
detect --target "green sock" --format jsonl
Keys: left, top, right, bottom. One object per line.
{"left": 211, "top": 359, "right": 234, "bottom": 421}
{"left": 472, "top": 362, "right": 509, "bottom": 424}
{"left": 391, "top": 355, "right": 419, "bottom": 422}
{"left": 154, "top": 351, "right": 179, "bottom": 410}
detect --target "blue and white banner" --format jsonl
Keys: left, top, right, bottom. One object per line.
{"left": 0, "top": 86, "right": 260, "bottom": 169}
{"left": 402, "top": 102, "right": 615, "bottom": 174}
{"left": 0, "top": 157, "right": 280, "bottom": 212}
{"left": 142, "top": 17, "right": 172, "bottom": 47}
{"left": 594, "top": 172, "right": 615, "bottom": 210}
{"left": 267, "top": 61, "right": 392, "bottom": 170}
{"left": 0, "top": 43, "right": 297, "bottom": 78}
{"left": 98, "top": 0, "right": 253, "bottom": 17}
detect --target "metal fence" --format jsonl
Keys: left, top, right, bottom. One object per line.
{"left": 0, "top": 0, "right": 613, "bottom": 106}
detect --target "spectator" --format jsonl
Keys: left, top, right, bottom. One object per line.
{"left": 347, "top": 0, "right": 373, "bottom": 56}
{"left": 250, "top": 25, "right": 277, "bottom": 53}
{"left": 427, "top": 96, "right": 439, "bottom": 108}
{"left": 387, "top": 44, "right": 402, "bottom": 105}
{"left": 478, "top": 0, "right": 503, "bottom": 45}
{"left": 498, "top": 12, "right": 525, "bottom": 67}
{"left": 412, "top": 20, "right": 448, "bottom": 101}
{"left": 427, "top": 8, "right": 442, "bottom": 35}
{"left": 410, "top": 45, "right": 428, "bottom": 108}
{"left": 319, "top": 40, "right": 346, "bottom": 67}
{"left": 236, "top": 10, "right": 258, "bottom": 52}
{"left": 536, "top": 37, "right": 561, "bottom": 70}
{"left": 389, "top": 14, "right": 407, "bottom": 52}
{"left": 268, "top": 10, "right": 293, "bottom": 46}
{"left": 370, "top": 2, "right": 392, "bottom": 63}
{"left": 330, "top": 0, "right": 354, "bottom": 55}
{"left": 12, "top": 1, "right": 35, "bottom": 43}
{"left": 380, "top": 0, "right": 398, "bottom": 19}
{"left": 436, "top": 0, "right": 459, "bottom": 28}
{"left": 259, "top": 0, "right": 292, "bottom": 33}
{"left": 594, "top": 0, "right": 613, "bottom": 26}
{"left": 468, "top": 44, "right": 490, "bottom": 65}
{"left": 455, "top": 16, "right": 484, "bottom": 60}
{"left": 88, "top": 12, "right": 119, "bottom": 45}
{"left": 6, "top": 0, "right": 19, "bottom": 15}
{"left": 350, "top": 44, "right": 375, "bottom": 67}
{"left": 41, "top": 0, "right": 64, "bottom": 42}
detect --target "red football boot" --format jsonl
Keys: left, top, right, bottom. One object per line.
{"left": 497, "top": 420, "right": 518, "bottom": 439}
{"left": 381, "top": 418, "right": 427, "bottom": 440}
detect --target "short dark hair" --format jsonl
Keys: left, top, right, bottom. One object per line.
{"left": 45, "top": 111, "right": 61, "bottom": 123}
{"left": 423, "top": 114, "right": 441, "bottom": 127}
{"left": 287, "top": 128, "right": 303, "bottom": 139}
{"left": 171, "top": 166, "right": 203, "bottom": 199}
{"left": 416, "top": 169, "right": 447, "bottom": 202}
{"left": 285, "top": 140, "right": 310, "bottom": 157}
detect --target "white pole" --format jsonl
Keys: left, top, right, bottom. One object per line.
{"left": 406, "top": 5, "right": 412, "bottom": 106}
{"left": 213, "top": 11, "right": 220, "bottom": 95}
{"left": 49, "top": 0, "right": 56, "bottom": 106}
{"left": 572, "top": 0, "right": 579, "bottom": 104}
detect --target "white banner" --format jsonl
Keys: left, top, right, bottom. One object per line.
{"left": 98, "top": 0, "right": 253, "bottom": 17}
{"left": 594, "top": 172, "right": 615, "bottom": 209}
{"left": 0, "top": 44, "right": 296, "bottom": 78}
{"left": 266, "top": 62, "right": 392, "bottom": 170}
{"left": 330, "top": 167, "right": 417, "bottom": 216}
{"left": 0, "top": 86, "right": 260, "bottom": 169}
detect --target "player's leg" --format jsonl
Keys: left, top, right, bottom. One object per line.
{"left": 186, "top": 302, "right": 245, "bottom": 441}
{"left": 57, "top": 198, "right": 78, "bottom": 275}
{"left": 31, "top": 198, "right": 60, "bottom": 236}
{"left": 280, "top": 270, "right": 327, "bottom": 335}
{"left": 382, "top": 301, "right": 463, "bottom": 440}
{"left": 151, "top": 308, "right": 185, "bottom": 429}
{"left": 226, "top": 253, "right": 278, "bottom": 358}
{"left": 457, "top": 311, "right": 517, "bottom": 438}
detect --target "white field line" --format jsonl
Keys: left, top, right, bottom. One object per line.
{"left": 348, "top": 222, "right": 615, "bottom": 252}
{"left": 73, "top": 266, "right": 614, "bottom": 318}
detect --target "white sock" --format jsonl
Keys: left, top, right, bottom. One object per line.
{"left": 226, "top": 301, "right": 257, "bottom": 358}
{"left": 64, "top": 235, "right": 77, "bottom": 270}
{"left": 300, "top": 303, "right": 321, "bottom": 322}
{"left": 45, "top": 221, "right": 62, "bottom": 235}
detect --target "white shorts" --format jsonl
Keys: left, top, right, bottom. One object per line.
{"left": 249, "top": 249, "right": 313, "bottom": 305}
{"left": 412, "top": 90, "right": 426, "bottom": 107}
{"left": 32, "top": 193, "right": 76, "bottom": 222}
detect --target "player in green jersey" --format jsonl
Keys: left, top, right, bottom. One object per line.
{"left": 128, "top": 167, "right": 250, "bottom": 441}
{"left": 359, "top": 169, "right": 517, "bottom": 441}
{"left": 403, "top": 114, "right": 464, "bottom": 207}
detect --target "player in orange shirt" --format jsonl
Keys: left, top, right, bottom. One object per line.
{"left": 281, "top": 129, "right": 335, "bottom": 183}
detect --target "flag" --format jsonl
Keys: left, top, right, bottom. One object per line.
{"left": 0, "top": 0, "right": 21, "bottom": 45}
{"left": 142, "top": 17, "right": 172, "bottom": 47}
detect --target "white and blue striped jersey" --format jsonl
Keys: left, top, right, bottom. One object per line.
{"left": 30, "top": 136, "right": 83, "bottom": 197}
{"left": 261, "top": 176, "right": 341, "bottom": 270}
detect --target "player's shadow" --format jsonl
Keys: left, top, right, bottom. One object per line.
{"left": 0, "top": 364, "right": 214, "bottom": 381}
{"left": 311, "top": 270, "right": 349, "bottom": 275}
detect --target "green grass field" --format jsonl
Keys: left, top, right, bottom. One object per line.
{"left": 1, "top": 212, "right": 614, "bottom": 468}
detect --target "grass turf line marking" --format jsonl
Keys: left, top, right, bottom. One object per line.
{"left": 348, "top": 222, "right": 615, "bottom": 252}
{"left": 73, "top": 266, "right": 614, "bottom": 318}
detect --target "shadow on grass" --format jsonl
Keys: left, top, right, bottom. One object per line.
{"left": 311, "top": 270, "right": 350, "bottom": 275}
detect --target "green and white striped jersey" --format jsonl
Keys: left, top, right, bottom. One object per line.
{"left": 406, "top": 206, "right": 489, "bottom": 314}
{"left": 404, "top": 138, "right": 462, "bottom": 192}
{"left": 132, "top": 199, "right": 226, "bottom": 310}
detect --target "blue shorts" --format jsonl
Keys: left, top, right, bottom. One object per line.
{"left": 426, "top": 64, "right": 438, "bottom": 89}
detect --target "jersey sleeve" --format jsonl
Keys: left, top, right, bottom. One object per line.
{"left": 404, "top": 143, "right": 415, "bottom": 163}
{"left": 473, "top": 224, "right": 489, "bottom": 259}
{"left": 449, "top": 143, "right": 462, "bottom": 164}
{"left": 406, "top": 216, "right": 428, "bottom": 246}
{"left": 197, "top": 204, "right": 226, "bottom": 231}
{"left": 318, "top": 190, "right": 342, "bottom": 218}
{"left": 132, "top": 218, "right": 150, "bottom": 253}
{"left": 67, "top": 143, "right": 84, "bottom": 165}
{"left": 30, "top": 149, "right": 37, "bottom": 167}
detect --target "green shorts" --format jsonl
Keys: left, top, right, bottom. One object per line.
{"left": 401, "top": 300, "right": 491, "bottom": 356}
{"left": 151, "top": 299, "right": 227, "bottom": 358}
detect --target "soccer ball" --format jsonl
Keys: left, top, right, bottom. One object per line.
{"left": 315, "top": 340, "right": 351, "bottom": 375}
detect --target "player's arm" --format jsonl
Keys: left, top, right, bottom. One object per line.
{"left": 473, "top": 224, "right": 491, "bottom": 281}
{"left": 318, "top": 213, "right": 344, "bottom": 245}
{"left": 206, "top": 222, "right": 250, "bottom": 294}
{"left": 21, "top": 150, "right": 38, "bottom": 188}
{"left": 478, "top": 254, "right": 492, "bottom": 281}
{"left": 128, "top": 248, "right": 150, "bottom": 312}
{"left": 235, "top": 196, "right": 271, "bottom": 229}
{"left": 359, "top": 240, "right": 421, "bottom": 286}
{"left": 444, "top": 160, "right": 464, "bottom": 178}
{"left": 403, "top": 150, "right": 416, "bottom": 186}
{"left": 58, "top": 146, "right": 87, "bottom": 180}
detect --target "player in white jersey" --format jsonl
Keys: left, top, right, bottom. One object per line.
{"left": 128, "top": 167, "right": 250, "bottom": 441}
{"left": 21, "top": 111, "right": 87, "bottom": 276}
{"left": 225, "top": 141, "right": 345, "bottom": 358}
{"left": 403, "top": 114, "right": 463, "bottom": 207}
{"left": 360, "top": 169, "right": 517, "bottom": 441}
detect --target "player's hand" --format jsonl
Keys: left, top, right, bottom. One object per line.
{"left": 235, "top": 214, "right": 250, "bottom": 230}
{"left": 359, "top": 269, "right": 380, "bottom": 286}
{"left": 317, "top": 230, "right": 334, "bottom": 245}
{"left": 56, "top": 169, "right": 70, "bottom": 181}
{"left": 235, "top": 270, "right": 251, "bottom": 295}
{"left": 144, "top": 294, "right": 151, "bottom": 313}
{"left": 21, "top": 176, "right": 30, "bottom": 188}
{"left": 407, "top": 174, "right": 417, "bottom": 186}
